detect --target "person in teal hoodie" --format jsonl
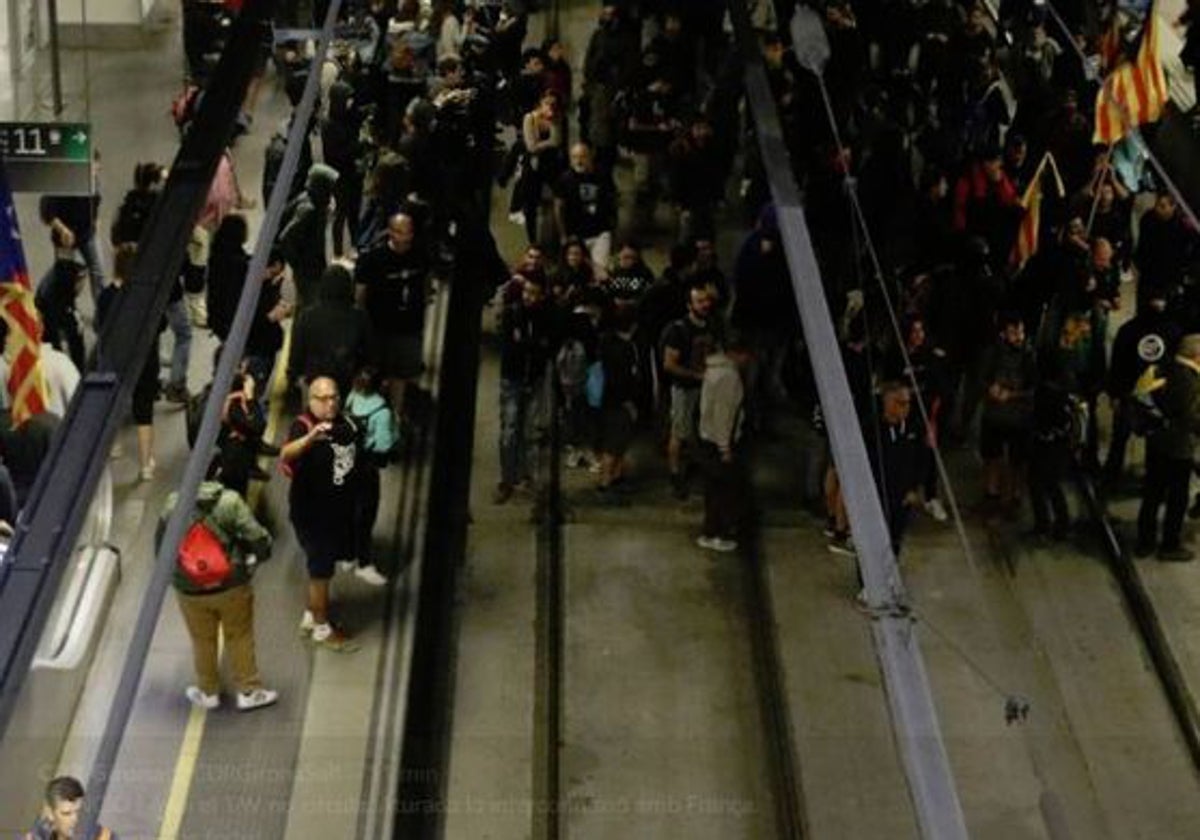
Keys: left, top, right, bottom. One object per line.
{"left": 343, "top": 365, "right": 400, "bottom": 587}
{"left": 159, "top": 469, "right": 276, "bottom": 711}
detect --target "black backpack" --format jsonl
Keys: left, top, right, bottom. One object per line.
{"left": 111, "top": 191, "right": 154, "bottom": 247}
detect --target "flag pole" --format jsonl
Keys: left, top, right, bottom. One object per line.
{"left": 1085, "top": 143, "right": 1117, "bottom": 238}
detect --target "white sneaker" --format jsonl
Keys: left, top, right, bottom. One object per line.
{"left": 336, "top": 560, "right": 356, "bottom": 574}
{"left": 828, "top": 535, "right": 857, "bottom": 556}
{"left": 298, "top": 610, "right": 315, "bottom": 638}
{"left": 236, "top": 687, "right": 279, "bottom": 711}
{"left": 185, "top": 686, "right": 219, "bottom": 710}
{"left": 710, "top": 538, "right": 739, "bottom": 553}
{"left": 696, "top": 535, "right": 720, "bottom": 550}
{"left": 355, "top": 564, "right": 387, "bottom": 586}
{"left": 925, "top": 498, "right": 949, "bottom": 522}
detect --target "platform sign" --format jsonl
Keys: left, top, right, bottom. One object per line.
{"left": 0, "top": 123, "right": 92, "bottom": 194}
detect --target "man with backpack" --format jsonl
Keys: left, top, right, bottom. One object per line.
{"left": 160, "top": 468, "right": 277, "bottom": 711}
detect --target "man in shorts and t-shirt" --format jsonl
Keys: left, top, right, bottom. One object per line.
{"left": 354, "top": 212, "right": 428, "bottom": 427}
{"left": 554, "top": 142, "right": 617, "bottom": 275}
{"left": 660, "top": 280, "right": 719, "bottom": 499}
{"left": 281, "top": 376, "right": 363, "bottom": 652}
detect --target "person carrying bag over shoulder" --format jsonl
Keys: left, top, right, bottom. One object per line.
{"left": 158, "top": 463, "right": 278, "bottom": 712}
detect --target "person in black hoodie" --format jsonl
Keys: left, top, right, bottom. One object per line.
{"left": 1028, "top": 377, "right": 1076, "bottom": 542}
{"left": 35, "top": 256, "right": 87, "bottom": 371}
{"left": 595, "top": 304, "right": 642, "bottom": 501}
{"left": 278, "top": 163, "right": 339, "bottom": 308}
{"left": 322, "top": 80, "right": 364, "bottom": 257}
{"left": 1104, "top": 289, "right": 1183, "bottom": 484}
{"left": 205, "top": 213, "right": 250, "bottom": 354}
{"left": 288, "top": 263, "right": 370, "bottom": 399}
{"left": 110, "top": 162, "right": 165, "bottom": 247}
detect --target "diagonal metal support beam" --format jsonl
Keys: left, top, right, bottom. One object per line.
{"left": 726, "top": 3, "right": 969, "bottom": 837}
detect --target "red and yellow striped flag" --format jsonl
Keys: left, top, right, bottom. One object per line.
{"left": 1094, "top": 4, "right": 1168, "bottom": 144}
{"left": 1010, "top": 152, "right": 1065, "bottom": 270}
{"left": 1098, "top": 13, "right": 1123, "bottom": 74}
{"left": 0, "top": 164, "right": 48, "bottom": 425}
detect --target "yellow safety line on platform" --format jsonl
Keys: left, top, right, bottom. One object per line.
{"left": 157, "top": 326, "right": 293, "bottom": 838}
{"left": 158, "top": 634, "right": 222, "bottom": 839}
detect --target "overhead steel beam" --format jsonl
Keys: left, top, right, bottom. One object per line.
{"left": 726, "top": 3, "right": 969, "bottom": 838}
{"left": 0, "top": 0, "right": 270, "bottom": 766}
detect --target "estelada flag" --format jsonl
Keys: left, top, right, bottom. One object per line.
{"left": 1010, "top": 152, "right": 1065, "bottom": 270}
{"left": 1094, "top": 3, "right": 1168, "bottom": 144}
{"left": 0, "top": 161, "right": 48, "bottom": 425}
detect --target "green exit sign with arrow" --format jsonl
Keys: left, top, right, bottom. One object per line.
{"left": 0, "top": 122, "right": 92, "bottom": 194}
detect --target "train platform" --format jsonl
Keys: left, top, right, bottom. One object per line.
{"left": 3, "top": 1, "right": 1200, "bottom": 838}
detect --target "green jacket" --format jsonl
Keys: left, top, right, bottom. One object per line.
{"left": 1149, "top": 358, "right": 1200, "bottom": 461}
{"left": 160, "top": 481, "right": 272, "bottom": 595}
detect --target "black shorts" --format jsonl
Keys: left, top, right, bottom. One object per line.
{"left": 597, "top": 403, "right": 636, "bottom": 456}
{"left": 375, "top": 332, "right": 424, "bottom": 380}
{"left": 293, "top": 520, "right": 353, "bottom": 580}
{"left": 979, "top": 419, "right": 1029, "bottom": 463}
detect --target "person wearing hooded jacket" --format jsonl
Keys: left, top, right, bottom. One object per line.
{"left": 288, "top": 263, "right": 370, "bottom": 399}
{"left": 160, "top": 473, "right": 277, "bottom": 712}
{"left": 322, "top": 80, "right": 364, "bottom": 256}
{"left": 279, "top": 163, "right": 339, "bottom": 308}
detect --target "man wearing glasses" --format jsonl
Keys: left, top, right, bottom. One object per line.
{"left": 281, "top": 376, "right": 363, "bottom": 651}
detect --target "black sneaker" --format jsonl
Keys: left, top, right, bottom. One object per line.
{"left": 161, "top": 382, "right": 189, "bottom": 404}
{"left": 1132, "top": 541, "right": 1157, "bottom": 559}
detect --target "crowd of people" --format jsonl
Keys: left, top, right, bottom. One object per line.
{"left": 17, "top": 0, "right": 1200, "bottom": 776}
{"left": 19, "top": 0, "right": 1200, "bottom": 832}
{"left": 734, "top": 0, "right": 1200, "bottom": 564}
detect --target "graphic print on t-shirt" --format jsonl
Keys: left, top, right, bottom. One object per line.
{"left": 331, "top": 440, "right": 356, "bottom": 486}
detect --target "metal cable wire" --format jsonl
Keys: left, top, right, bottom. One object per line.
{"left": 810, "top": 70, "right": 984, "bottom": 581}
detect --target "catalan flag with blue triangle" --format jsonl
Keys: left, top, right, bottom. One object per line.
{"left": 0, "top": 161, "right": 48, "bottom": 424}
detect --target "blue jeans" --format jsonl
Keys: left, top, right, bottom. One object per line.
{"left": 79, "top": 236, "right": 106, "bottom": 307}
{"left": 165, "top": 298, "right": 193, "bottom": 388}
{"left": 499, "top": 378, "right": 530, "bottom": 487}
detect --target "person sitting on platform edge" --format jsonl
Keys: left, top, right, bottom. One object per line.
{"left": 25, "top": 775, "right": 119, "bottom": 840}
{"left": 160, "top": 461, "right": 277, "bottom": 711}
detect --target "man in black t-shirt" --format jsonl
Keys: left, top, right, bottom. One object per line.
{"left": 354, "top": 212, "right": 428, "bottom": 425}
{"left": 660, "top": 281, "right": 719, "bottom": 498}
{"left": 554, "top": 142, "right": 617, "bottom": 274}
{"left": 281, "top": 376, "right": 363, "bottom": 652}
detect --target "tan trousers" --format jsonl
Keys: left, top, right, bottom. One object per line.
{"left": 176, "top": 584, "right": 262, "bottom": 695}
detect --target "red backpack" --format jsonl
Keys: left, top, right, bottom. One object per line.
{"left": 178, "top": 520, "right": 233, "bottom": 590}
